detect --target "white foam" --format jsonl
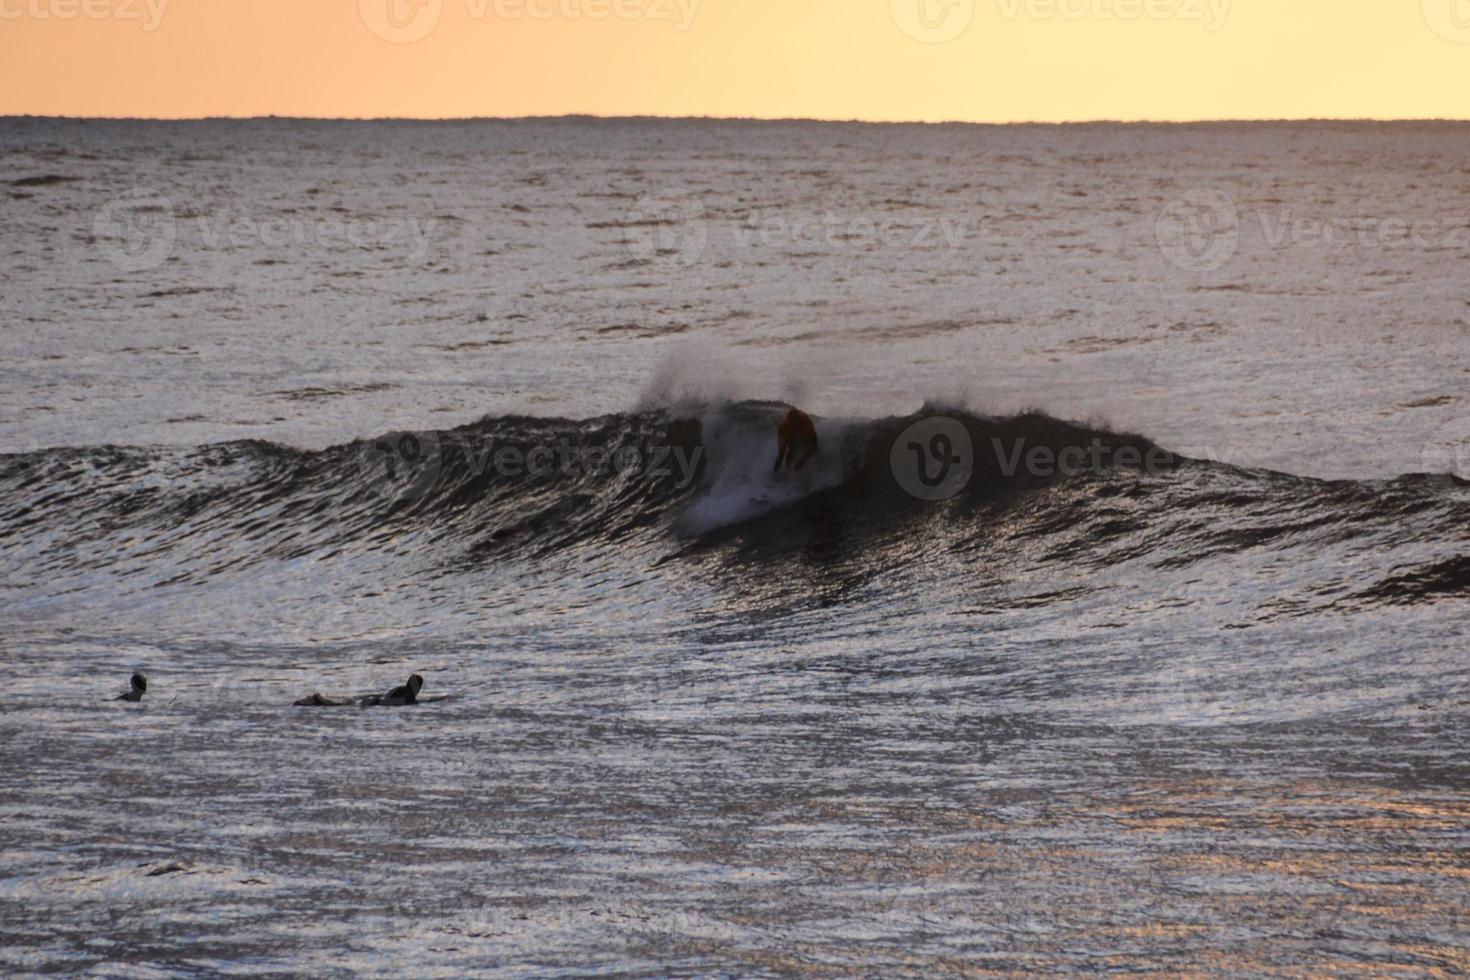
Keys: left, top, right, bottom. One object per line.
{"left": 676, "top": 408, "right": 855, "bottom": 535}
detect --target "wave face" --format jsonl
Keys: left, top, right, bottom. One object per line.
{"left": 3, "top": 403, "right": 1467, "bottom": 632}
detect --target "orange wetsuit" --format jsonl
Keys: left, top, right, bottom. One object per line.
{"left": 773, "top": 408, "right": 818, "bottom": 474}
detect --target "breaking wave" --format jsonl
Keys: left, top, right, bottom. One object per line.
{"left": 2, "top": 402, "right": 1466, "bottom": 612}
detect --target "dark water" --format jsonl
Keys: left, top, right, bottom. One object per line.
{"left": 3, "top": 403, "right": 1467, "bottom": 974}
{"left": 2, "top": 118, "right": 1469, "bottom": 974}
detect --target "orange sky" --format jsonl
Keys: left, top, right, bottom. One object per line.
{"left": 3, "top": 0, "right": 1469, "bottom": 121}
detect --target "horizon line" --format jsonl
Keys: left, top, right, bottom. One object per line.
{"left": 5, "top": 112, "right": 1470, "bottom": 127}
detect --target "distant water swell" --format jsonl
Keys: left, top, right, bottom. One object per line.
{"left": 1, "top": 402, "right": 1466, "bottom": 611}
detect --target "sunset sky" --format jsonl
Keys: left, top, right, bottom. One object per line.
{"left": 4, "top": 0, "right": 1469, "bottom": 121}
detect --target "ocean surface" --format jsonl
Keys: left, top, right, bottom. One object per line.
{"left": 1, "top": 117, "right": 1467, "bottom": 975}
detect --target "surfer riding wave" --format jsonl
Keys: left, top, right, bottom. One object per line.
{"left": 772, "top": 408, "right": 818, "bottom": 475}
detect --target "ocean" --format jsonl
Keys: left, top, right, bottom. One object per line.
{"left": 1, "top": 117, "right": 1467, "bottom": 975}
